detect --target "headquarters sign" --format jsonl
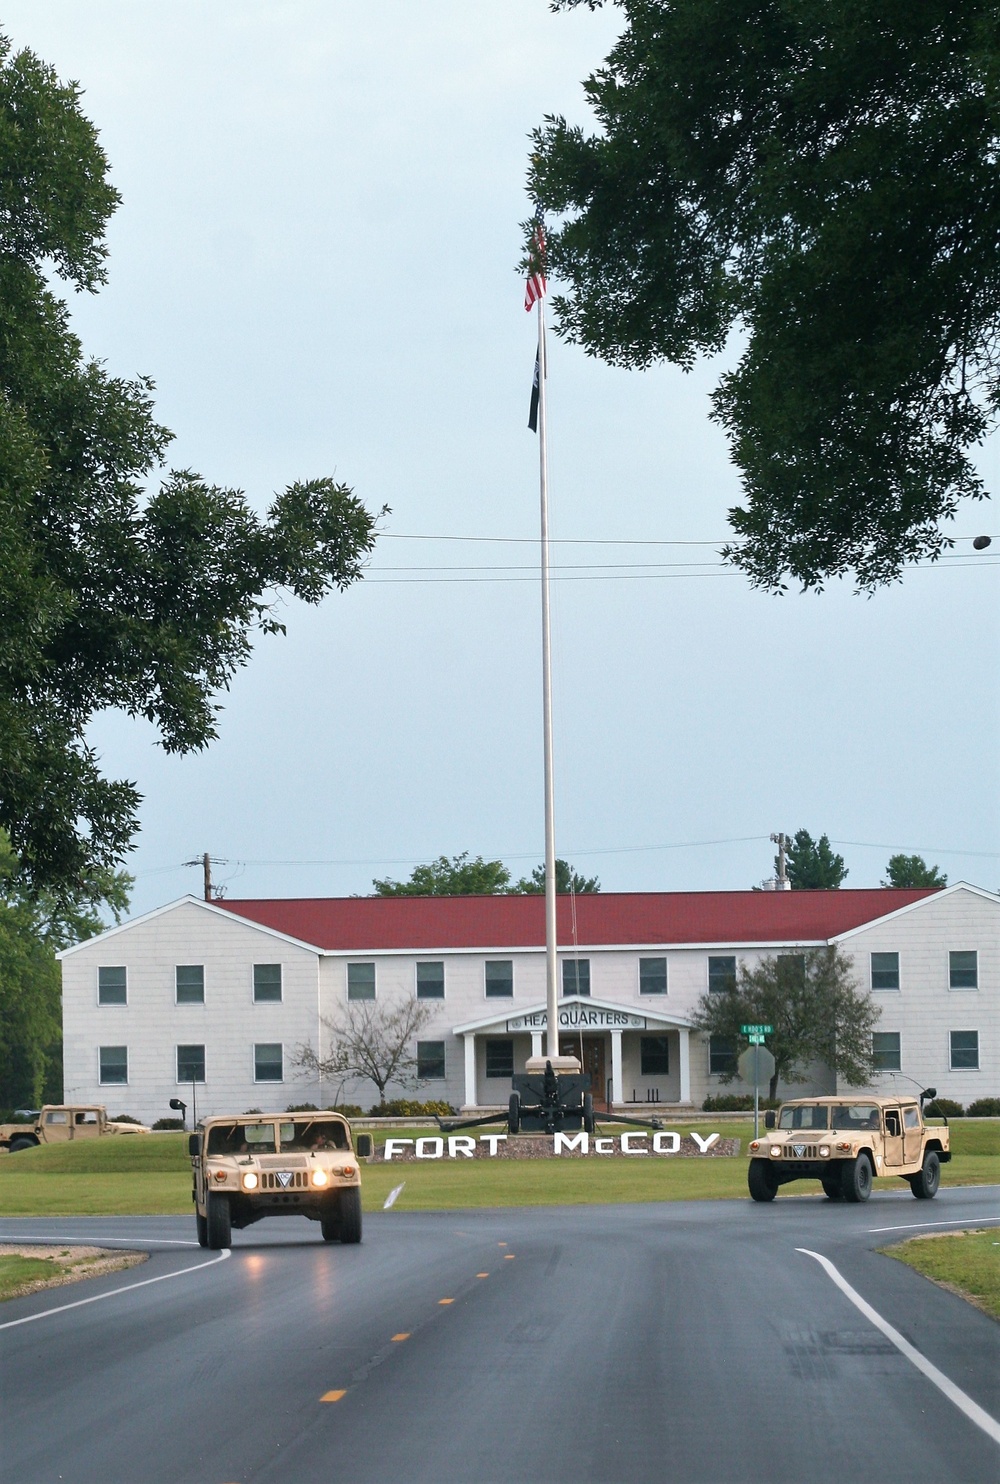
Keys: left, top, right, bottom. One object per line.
{"left": 506, "top": 1008, "right": 647, "bottom": 1032}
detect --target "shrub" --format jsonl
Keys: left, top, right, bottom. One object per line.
{"left": 152, "top": 1117, "right": 185, "bottom": 1131}
{"left": 285, "top": 1103, "right": 319, "bottom": 1113}
{"left": 367, "top": 1099, "right": 456, "bottom": 1118}
{"left": 965, "top": 1098, "right": 1000, "bottom": 1118}
{"left": 924, "top": 1098, "right": 963, "bottom": 1119}
{"left": 0, "top": 1109, "right": 36, "bottom": 1124}
{"left": 326, "top": 1104, "right": 364, "bottom": 1118}
{"left": 702, "top": 1094, "right": 780, "bottom": 1112}
{"left": 110, "top": 1113, "right": 143, "bottom": 1124}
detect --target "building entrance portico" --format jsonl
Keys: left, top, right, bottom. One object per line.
{"left": 452, "top": 996, "right": 693, "bottom": 1112}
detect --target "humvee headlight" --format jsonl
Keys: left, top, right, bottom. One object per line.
{"left": 770, "top": 1146, "right": 782, "bottom": 1158}
{"left": 819, "top": 1147, "right": 830, "bottom": 1157}
{"left": 311, "top": 1169, "right": 328, "bottom": 1188}
{"left": 242, "top": 1172, "right": 259, "bottom": 1190}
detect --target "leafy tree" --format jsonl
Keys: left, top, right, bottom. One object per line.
{"left": 692, "top": 948, "right": 879, "bottom": 1099}
{"left": 511, "top": 859, "right": 601, "bottom": 893}
{"left": 882, "top": 854, "right": 948, "bottom": 888}
{"left": 0, "top": 831, "right": 130, "bottom": 1107}
{"left": 530, "top": 2, "right": 997, "bottom": 590}
{"left": 292, "top": 997, "right": 434, "bottom": 1106}
{"left": 372, "top": 854, "right": 513, "bottom": 896}
{"left": 0, "top": 37, "right": 380, "bottom": 901}
{"left": 781, "top": 830, "right": 848, "bottom": 889}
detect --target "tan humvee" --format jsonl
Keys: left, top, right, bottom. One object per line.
{"left": 747, "top": 1093, "right": 950, "bottom": 1203}
{"left": 189, "top": 1112, "right": 373, "bottom": 1249}
{"left": 0, "top": 1105, "right": 151, "bottom": 1152}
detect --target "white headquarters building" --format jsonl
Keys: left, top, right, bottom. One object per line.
{"left": 59, "top": 884, "right": 997, "bottom": 1125}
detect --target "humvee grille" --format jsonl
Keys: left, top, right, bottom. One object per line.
{"left": 782, "top": 1144, "right": 820, "bottom": 1159}
{"left": 260, "top": 1171, "right": 309, "bottom": 1190}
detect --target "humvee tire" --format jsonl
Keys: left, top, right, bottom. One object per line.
{"left": 908, "top": 1150, "right": 940, "bottom": 1200}
{"left": 196, "top": 1210, "right": 209, "bottom": 1248}
{"left": 841, "top": 1154, "right": 873, "bottom": 1203}
{"left": 582, "top": 1093, "right": 595, "bottom": 1136}
{"left": 821, "top": 1173, "right": 843, "bottom": 1200}
{"left": 206, "top": 1192, "right": 232, "bottom": 1249}
{"left": 508, "top": 1092, "right": 520, "bottom": 1135}
{"left": 338, "top": 1187, "right": 362, "bottom": 1244}
{"left": 748, "top": 1160, "right": 779, "bottom": 1202}
{"left": 320, "top": 1201, "right": 340, "bottom": 1242}
{"left": 8, "top": 1135, "right": 38, "bottom": 1153}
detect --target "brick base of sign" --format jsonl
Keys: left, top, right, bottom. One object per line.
{"left": 371, "top": 1133, "right": 741, "bottom": 1161}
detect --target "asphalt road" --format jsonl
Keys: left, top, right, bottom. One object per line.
{"left": 1, "top": 1187, "right": 998, "bottom": 1484}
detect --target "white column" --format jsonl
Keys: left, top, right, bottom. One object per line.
{"left": 463, "top": 1034, "right": 477, "bottom": 1111}
{"left": 610, "top": 1030, "right": 623, "bottom": 1106}
{"left": 678, "top": 1027, "right": 691, "bottom": 1104}
{"left": 531, "top": 1032, "right": 543, "bottom": 1060}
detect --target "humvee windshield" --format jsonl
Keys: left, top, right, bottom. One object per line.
{"left": 279, "top": 1120, "right": 349, "bottom": 1151}
{"left": 830, "top": 1104, "right": 880, "bottom": 1131}
{"left": 206, "top": 1122, "right": 276, "bottom": 1155}
{"left": 778, "top": 1104, "right": 829, "bottom": 1131}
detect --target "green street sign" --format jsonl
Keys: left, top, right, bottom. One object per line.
{"left": 740, "top": 1024, "right": 773, "bottom": 1035}
{"left": 747, "top": 1034, "right": 765, "bottom": 1044}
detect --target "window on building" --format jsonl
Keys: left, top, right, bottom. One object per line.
{"left": 254, "top": 1043, "right": 283, "bottom": 1081}
{"left": 177, "top": 1044, "right": 206, "bottom": 1083}
{"left": 98, "top": 966, "right": 127, "bottom": 1005}
{"left": 709, "top": 1035, "right": 737, "bottom": 1075}
{"left": 639, "top": 958, "right": 667, "bottom": 995}
{"left": 562, "top": 958, "right": 590, "bottom": 996}
{"left": 99, "top": 1045, "right": 128, "bottom": 1084}
{"left": 871, "top": 1032, "right": 901, "bottom": 1071}
{"left": 949, "top": 951, "right": 978, "bottom": 990}
{"left": 485, "top": 1039, "right": 514, "bottom": 1079}
{"left": 485, "top": 961, "right": 513, "bottom": 998}
{"left": 641, "top": 1036, "right": 670, "bottom": 1077}
{"left": 347, "top": 962, "right": 376, "bottom": 1001}
{"left": 417, "top": 1041, "right": 446, "bottom": 1080}
{"left": 416, "top": 961, "right": 445, "bottom": 999}
{"left": 176, "top": 965, "right": 205, "bottom": 1005}
{"left": 949, "top": 1031, "right": 979, "bottom": 1070}
{"left": 871, "top": 952, "right": 900, "bottom": 991}
{"left": 253, "top": 964, "right": 282, "bottom": 1003}
{"left": 708, "top": 956, "right": 737, "bottom": 994}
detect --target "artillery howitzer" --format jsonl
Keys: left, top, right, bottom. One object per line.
{"left": 436, "top": 1060, "right": 666, "bottom": 1137}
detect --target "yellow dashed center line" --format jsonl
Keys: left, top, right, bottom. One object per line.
{"left": 438, "top": 1297, "right": 454, "bottom": 1305}
{"left": 498, "top": 1241, "right": 507, "bottom": 1247}
{"left": 320, "top": 1390, "right": 346, "bottom": 1403}
{"left": 504, "top": 1254, "right": 515, "bottom": 1260}
{"left": 477, "top": 1272, "right": 489, "bottom": 1278}
{"left": 392, "top": 1333, "right": 410, "bottom": 1341}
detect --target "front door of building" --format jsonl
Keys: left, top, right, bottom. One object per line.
{"left": 561, "top": 1035, "right": 607, "bottom": 1111}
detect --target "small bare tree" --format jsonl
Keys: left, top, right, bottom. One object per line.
{"left": 293, "top": 996, "right": 434, "bottom": 1107}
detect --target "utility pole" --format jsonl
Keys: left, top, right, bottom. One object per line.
{"left": 770, "top": 832, "right": 790, "bottom": 889}
{"left": 182, "top": 853, "right": 223, "bottom": 901}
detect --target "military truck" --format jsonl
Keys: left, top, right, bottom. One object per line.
{"left": 189, "top": 1112, "right": 373, "bottom": 1249}
{"left": 0, "top": 1104, "right": 151, "bottom": 1152}
{"left": 746, "top": 1092, "right": 950, "bottom": 1203}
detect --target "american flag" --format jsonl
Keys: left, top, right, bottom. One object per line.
{"left": 524, "top": 208, "right": 546, "bottom": 312}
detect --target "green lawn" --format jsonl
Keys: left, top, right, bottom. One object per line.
{"left": 0, "top": 1255, "right": 62, "bottom": 1300}
{"left": 0, "top": 1121, "right": 995, "bottom": 1215}
{"left": 880, "top": 1229, "right": 1000, "bottom": 1321}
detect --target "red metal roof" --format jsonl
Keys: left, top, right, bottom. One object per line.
{"left": 217, "top": 889, "right": 936, "bottom": 952}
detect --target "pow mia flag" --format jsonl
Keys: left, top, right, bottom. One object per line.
{"left": 528, "top": 349, "right": 540, "bottom": 433}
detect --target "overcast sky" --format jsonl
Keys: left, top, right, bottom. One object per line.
{"left": 6, "top": 1, "right": 998, "bottom": 916}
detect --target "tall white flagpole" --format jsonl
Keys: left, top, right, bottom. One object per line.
{"left": 536, "top": 291, "right": 559, "bottom": 1061}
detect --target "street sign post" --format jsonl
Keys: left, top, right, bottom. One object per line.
{"left": 737, "top": 1042, "right": 776, "bottom": 1140}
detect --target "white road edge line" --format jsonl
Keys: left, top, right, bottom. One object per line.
{"left": 0, "top": 1235, "right": 199, "bottom": 1246}
{"left": 867, "top": 1216, "right": 1000, "bottom": 1235}
{"left": 797, "top": 1248, "right": 1000, "bottom": 1447}
{"left": 0, "top": 1248, "right": 231, "bottom": 1331}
